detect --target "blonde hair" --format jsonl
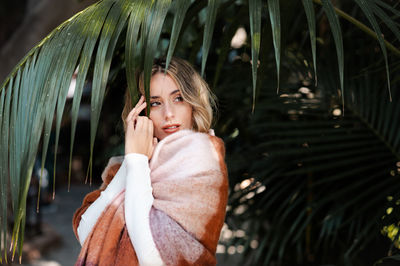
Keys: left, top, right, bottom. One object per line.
{"left": 122, "top": 57, "right": 216, "bottom": 132}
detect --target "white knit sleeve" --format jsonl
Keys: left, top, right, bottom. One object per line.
{"left": 77, "top": 159, "right": 127, "bottom": 246}
{"left": 124, "top": 153, "right": 165, "bottom": 266}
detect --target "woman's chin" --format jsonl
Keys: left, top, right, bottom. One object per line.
{"left": 157, "top": 128, "right": 184, "bottom": 141}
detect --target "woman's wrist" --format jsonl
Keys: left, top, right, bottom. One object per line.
{"left": 124, "top": 151, "right": 149, "bottom": 160}
{"left": 125, "top": 154, "right": 151, "bottom": 184}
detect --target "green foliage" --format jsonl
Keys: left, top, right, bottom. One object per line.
{"left": 216, "top": 59, "right": 400, "bottom": 264}
{"left": 1, "top": 0, "right": 400, "bottom": 264}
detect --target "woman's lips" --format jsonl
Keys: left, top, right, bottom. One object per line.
{"left": 162, "top": 124, "right": 180, "bottom": 134}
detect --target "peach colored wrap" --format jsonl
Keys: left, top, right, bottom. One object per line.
{"left": 73, "top": 130, "right": 229, "bottom": 266}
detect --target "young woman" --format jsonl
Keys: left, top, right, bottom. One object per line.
{"left": 72, "top": 57, "right": 229, "bottom": 266}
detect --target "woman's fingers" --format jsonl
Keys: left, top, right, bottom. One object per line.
{"left": 132, "top": 97, "right": 146, "bottom": 118}
{"left": 134, "top": 116, "right": 148, "bottom": 132}
{"left": 134, "top": 95, "right": 145, "bottom": 109}
{"left": 126, "top": 98, "right": 147, "bottom": 126}
{"left": 125, "top": 115, "right": 155, "bottom": 158}
{"left": 127, "top": 96, "right": 143, "bottom": 121}
{"left": 127, "top": 101, "right": 146, "bottom": 121}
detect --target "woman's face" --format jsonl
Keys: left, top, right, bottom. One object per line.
{"left": 148, "top": 72, "right": 193, "bottom": 140}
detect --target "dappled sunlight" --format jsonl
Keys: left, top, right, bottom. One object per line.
{"left": 299, "top": 87, "right": 311, "bottom": 94}
{"left": 239, "top": 178, "right": 254, "bottom": 190}
{"left": 234, "top": 204, "right": 247, "bottom": 215}
{"left": 218, "top": 173, "right": 266, "bottom": 259}
{"left": 381, "top": 224, "right": 400, "bottom": 249}
{"left": 332, "top": 108, "right": 342, "bottom": 116}
{"left": 231, "top": 27, "right": 247, "bottom": 49}
{"left": 381, "top": 195, "right": 400, "bottom": 249}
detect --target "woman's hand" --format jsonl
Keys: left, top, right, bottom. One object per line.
{"left": 125, "top": 96, "right": 158, "bottom": 159}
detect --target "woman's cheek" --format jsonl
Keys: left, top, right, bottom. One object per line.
{"left": 150, "top": 115, "right": 163, "bottom": 140}
{"left": 149, "top": 113, "right": 159, "bottom": 128}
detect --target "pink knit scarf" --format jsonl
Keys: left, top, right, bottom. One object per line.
{"left": 73, "top": 130, "right": 229, "bottom": 266}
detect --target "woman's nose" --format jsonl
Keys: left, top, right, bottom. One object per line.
{"left": 164, "top": 102, "right": 174, "bottom": 120}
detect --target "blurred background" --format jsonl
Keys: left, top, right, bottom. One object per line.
{"left": 1, "top": 0, "right": 400, "bottom": 265}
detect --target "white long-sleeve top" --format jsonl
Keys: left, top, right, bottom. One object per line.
{"left": 77, "top": 153, "right": 165, "bottom": 266}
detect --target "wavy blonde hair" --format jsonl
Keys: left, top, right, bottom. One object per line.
{"left": 122, "top": 57, "right": 216, "bottom": 133}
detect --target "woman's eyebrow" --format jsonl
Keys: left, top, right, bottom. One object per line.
{"left": 170, "top": 89, "right": 180, "bottom": 95}
{"left": 150, "top": 89, "right": 180, "bottom": 99}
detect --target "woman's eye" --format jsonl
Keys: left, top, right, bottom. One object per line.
{"left": 174, "top": 96, "right": 184, "bottom": 102}
{"left": 150, "top": 101, "right": 160, "bottom": 107}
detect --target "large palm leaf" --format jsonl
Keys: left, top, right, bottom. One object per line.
{"left": 1, "top": 0, "right": 400, "bottom": 263}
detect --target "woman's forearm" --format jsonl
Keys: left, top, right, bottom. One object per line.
{"left": 124, "top": 153, "right": 164, "bottom": 266}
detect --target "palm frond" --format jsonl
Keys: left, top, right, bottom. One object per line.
{"left": 217, "top": 51, "right": 400, "bottom": 264}
{"left": 0, "top": 0, "right": 175, "bottom": 260}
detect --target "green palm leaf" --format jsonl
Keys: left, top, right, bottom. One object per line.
{"left": 143, "top": 0, "right": 171, "bottom": 115}
{"left": 0, "top": 0, "right": 178, "bottom": 260}
{"left": 125, "top": 0, "right": 147, "bottom": 105}
{"left": 89, "top": 0, "right": 134, "bottom": 183}
{"left": 354, "top": 0, "right": 391, "bottom": 100}
{"left": 321, "top": 0, "right": 345, "bottom": 107}
{"left": 68, "top": 5, "right": 108, "bottom": 190}
{"left": 267, "top": 0, "right": 281, "bottom": 93}
{"left": 166, "top": 0, "right": 192, "bottom": 70}
{"left": 302, "top": 0, "right": 317, "bottom": 84}
{"left": 201, "top": 0, "right": 220, "bottom": 76}
{"left": 249, "top": 0, "right": 261, "bottom": 111}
